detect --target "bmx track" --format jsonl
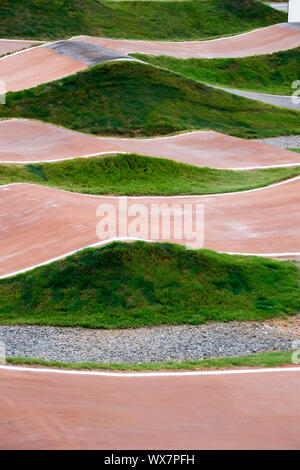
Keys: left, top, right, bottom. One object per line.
{"left": 0, "top": 366, "right": 299, "bottom": 450}
{"left": 0, "top": 178, "right": 299, "bottom": 279}
{"left": 0, "top": 39, "right": 43, "bottom": 56}
{"left": 1, "top": 119, "right": 299, "bottom": 169}
{"left": 72, "top": 23, "right": 300, "bottom": 59}
{"left": 0, "top": 15, "right": 300, "bottom": 451}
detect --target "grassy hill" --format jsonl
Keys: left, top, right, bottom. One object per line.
{"left": 1, "top": 154, "right": 300, "bottom": 196}
{"left": 0, "top": 242, "right": 299, "bottom": 328}
{"left": 0, "top": 0, "right": 285, "bottom": 41}
{"left": 134, "top": 47, "right": 300, "bottom": 96}
{"left": 2, "top": 61, "right": 300, "bottom": 139}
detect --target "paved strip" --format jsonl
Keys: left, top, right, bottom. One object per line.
{"left": 1, "top": 119, "right": 299, "bottom": 169}
{"left": 1, "top": 317, "right": 299, "bottom": 363}
{"left": 72, "top": 24, "right": 300, "bottom": 58}
{"left": 0, "top": 179, "right": 299, "bottom": 278}
{"left": 267, "top": 2, "right": 288, "bottom": 13}
{"left": 0, "top": 367, "right": 299, "bottom": 449}
{"left": 46, "top": 40, "right": 134, "bottom": 66}
{"left": 212, "top": 85, "right": 300, "bottom": 111}
{"left": 0, "top": 39, "right": 42, "bottom": 56}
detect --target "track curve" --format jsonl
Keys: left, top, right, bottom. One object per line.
{"left": 1, "top": 24, "right": 299, "bottom": 93}
{"left": 1, "top": 119, "right": 300, "bottom": 169}
{"left": 0, "top": 179, "right": 299, "bottom": 278}
{"left": 0, "top": 41, "right": 134, "bottom": 92}
{"left": 0, "top": 39, "right": 42, "bottom": 56}
{"left": 72, "top": 24, "right": 300, "bottom": 59}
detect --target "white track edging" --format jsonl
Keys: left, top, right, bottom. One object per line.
{"left": 0, "top": 364, "right": 300, "bottom": 378}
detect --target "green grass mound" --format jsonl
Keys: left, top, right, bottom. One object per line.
{"left": 0, "top": 0, "right": 285, "bottom": 41}
{"left": 1, "top": 154, "right": 300, "bottom": 195}
{"left": 134, "top": 48, "right": 300, "bottom": 96}
{"left": 2, "top": 61, "right": 300, "bottom": 139}
{"left": 1, "top": 242, "right": 299, "bottom": 328}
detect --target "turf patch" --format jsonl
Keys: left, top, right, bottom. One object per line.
{"left": 0, "top": 0, "right": 285, "bottom": 41}
{"left": 0, "top": 154, "right": 300, "bottom": 195}
{"left": 0, "top": 241, "right": 299, "bottom": 328}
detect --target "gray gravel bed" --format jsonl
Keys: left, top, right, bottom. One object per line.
{"left": 254, "top": 135, "right": 300, "bottom": 149}
{"left": 1, "top": 317, "right": 300, "bottom": 364}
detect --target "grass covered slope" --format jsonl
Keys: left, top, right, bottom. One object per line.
{"left": 0, "top": 0, "right": 285, "bottom": 41}
{"left": 0, "top": 242, "right": 299, "bottom": 329}
{"left": 1, "top": 155, "right": 300, "bottom": 196}
{"left": 134, "top": 48, "right": 300, "bottom": 96}
{"left": 2, "top": 61, "right": 300, "bottom": 139}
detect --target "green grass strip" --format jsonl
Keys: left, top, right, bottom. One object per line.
{"left": 133, "top": 47, "right": 300, "bottom": 96}
{"left": 1, "top": 154, "right": 300, "bottom": 196}
{"left": 5, "top": 351, "right": 296, "bottom": 371}
{"left": 0, "top": 0, "right": 285, "bottom": 41}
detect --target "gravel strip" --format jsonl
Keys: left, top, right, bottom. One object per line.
{"left": 1, "top": 317, "right": 300, "bottom": 364}
{"left": 254, "top": 135, "right": 300, "bottom": 149}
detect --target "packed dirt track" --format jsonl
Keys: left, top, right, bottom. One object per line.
{"left": 0, "top": 41, "right": 133, "bottom": 92}
{"left": 1, "top": 24, "right": 300, "bottom": 93}
{"left": 0, "top": 46, "right": 86, "bottom": 92}
{"left": 0, "top": 39, "right": 42, "bottom": 56}
{"left": 0, "top": 366, "right": 300, "bottom": 450}
{"left": 0, "top": 178, "right": 299, "bottom": 278}
{"left": 72, "top": 23, "right": 300, "bottom": 59}
{"left": 1, "top": 119, "right": 300, "bottom": 170}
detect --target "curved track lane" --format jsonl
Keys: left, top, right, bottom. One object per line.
{"left": 0, "top": 41, "right": 134, "bottom": 92}
{"left": 0, "top": 178, "right": 299, "bottom": 278}
{"left": 0, "top": 45, "right": 86, "bottom": 92}
{"left": 1, "top": 119, "right": 300, "bottom": 169}
{"left": 72, "top": 24, "right": 300, "bottom": 59}
{"left": 0, "top": 366, "right": 300, "bottom": 450}
{"left": 0, "top": 39, "right": 42, "bottom": 56}
{"left": 1, "top": 25, "right": 299, "bottom": 93}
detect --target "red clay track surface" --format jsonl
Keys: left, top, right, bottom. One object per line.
{"left": 73, "top": 24, "right": 300, "bottom": 58}
{"left": 0, "top": 40, "right": 133, "bottom": 92}
{"left": 0, "top": 367, "right": 300, "bottom": 450}
{"left": 0, "top": 40, "right": 41, "bottom": 56}
{"left": 0, "top": 179, "right": 299, "bottom": 278}
{"left": 1, "top": 119, "right": 299, "bottom": 169}
{"left": 0, "top": 46, "right": 87, "bottom": 92}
